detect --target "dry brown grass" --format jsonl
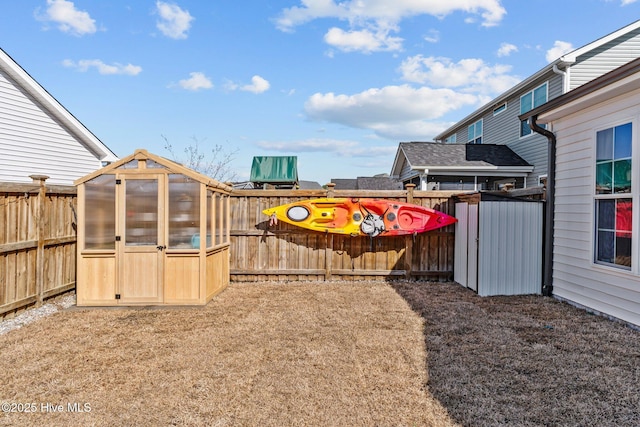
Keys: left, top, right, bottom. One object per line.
{"left": 0, "top": 281, "right": 457, "bottom": 427}
{"left": 3, "top": 280, "right": 639, "bottom": 427}
{"left": 390, "top": 281, "right": 640, "bottom": 427}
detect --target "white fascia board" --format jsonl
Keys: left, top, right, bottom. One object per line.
{"left": 390, "top": 144, "right": 406, "bottom": 176}
{"left": 538, "top": 72, "right": 640, "bottom": 123}
{"left": 412, "top": 166, "right": 533, "bottom": 178}
{"left": 412, "top": 165, "right": 533, "bottom": 172}
{"left": 561, "top": 19, "right": 640, "bottom": 63}
{"left": 0, "top": 49, "right": 118, "bottom": 163}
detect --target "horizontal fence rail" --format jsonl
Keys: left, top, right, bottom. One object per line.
{"left": 230, "top": 185, "right": 458, "bottom": 282}
{"left": 0, "top": 177, "right": 77, "bottom": 317}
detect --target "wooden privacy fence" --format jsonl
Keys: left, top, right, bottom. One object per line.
{"left": 1, "top": 179, "right": 459, "bottom": 316}
{"left": 230, "top": 184, "right": 458, "bottom": 282}
{"left": 0, "top": 176, "right": 77, "bottom": 317}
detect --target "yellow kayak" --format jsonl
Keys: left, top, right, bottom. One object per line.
{"left": 263, "top": 198, "right": 457, "bottom": 237}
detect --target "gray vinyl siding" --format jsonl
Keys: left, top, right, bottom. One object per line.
{"left": 397, "top": 156, "right": 416, "bottom": 182}
{"left": 569, "top": 27, "right": 640, "bottom": 90}
{"left": 550, "top": 87, "right": 640, "bottom": 327}
{"left": 506, "top": 73, "right": 564, "bottom": 186}
{"left": 441, "top": 72, "right": 563, "bottom": 187}
{"left": 0, "top": 69, "right": 103, "bottom": 185}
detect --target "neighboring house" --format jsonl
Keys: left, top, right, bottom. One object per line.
{"left": 250, "top": 156, "right": 298, "bottom": 189}
{"left": 298, "top": 180, "right": 323, "bottom": 190}
{"left": 521, "top": 57, "right": 640, "bottom": 327}
{"left": 391, "top": 142, "right": 533, "bottom": 191}
{"left": 331, "top": 178, "right": 358, "bottom": 190}
{"left": 0, "top": 48, "right": 118, "bottom": 185}
{"left": 331, "top": 175, "right": 403, "bottom": 190}
{"left": 426, "top": 19, "right": 640, "bottom": 190}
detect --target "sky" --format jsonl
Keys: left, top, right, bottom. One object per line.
{"left": 2, "top": 1, "right": 640, "bottom": 185}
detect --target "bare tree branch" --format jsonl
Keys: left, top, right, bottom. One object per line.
{"left": 162, "top": 135, "right": 238, "bottom": 182}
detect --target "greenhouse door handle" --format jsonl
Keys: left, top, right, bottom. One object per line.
{"left": 157, "top": 245, "right": 166, "bottom": 251}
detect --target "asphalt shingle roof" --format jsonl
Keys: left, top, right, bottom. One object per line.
{"left": 331, "top": 177, "right": 403, "bottom": 190}
{"left": 400, "top": 142, "right": 531, "bottom": 168}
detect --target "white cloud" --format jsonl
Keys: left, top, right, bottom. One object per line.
{"left": 178, "top": 72, "right": 213, "bottom": 91}
{"left": 275, "top": 0, "right": 507, "bottom": 33}
{"left": 274, "top": 0, "right": 345, "bottom": 32}
{"left": 223, "top": 80, "right": 239, "bottom": 91}
{"left": 274, "top": 0, "right": 505, "bottom": 53}
{"left": 256, "top": 138, "right": 397, "bottom": 158}
{"left": 37, "top": 0, "right": 97, "bottom": 36}
{"left": 398, "top": 55, "right": 521, "bottom": 96}
{"left": 324, "top": 27, "right": 403, "bottom": 53}
{"left": 226, "top": 76, "right": 271, "bottom": 94}
{"left": 546, "top": 40, "right": 574, "bottom": 62}
{"left": 497, "top": 42, "right": 518, "bottom": 57}
{"left": 622, "top": 0, "right": 638, "bottom": 5}
{"left": 62, "top": 59, "right": 142, "bottom": 75}
{"left": 304, "top": 85, "right": 480, "bottom": 140}
{"left": 155, "top": 1, "right": 193, "bottom": 39}
{"left": 300, "top": 53, "right": 525, "bottom": 141}
{"left": 424, "top": 29, "right": 440, "bottom": 43}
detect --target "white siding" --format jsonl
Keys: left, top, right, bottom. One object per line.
{"left": 570, "top": 28, "right": 640, "bottom": 90}
{"left": 552, "top": 87, "right": 640, "bottom": 327}
{"left": 0, "top": 70, "right": 103, "bottom": 185}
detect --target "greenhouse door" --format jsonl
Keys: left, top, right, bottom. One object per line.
{"left": 118, "top": 175, "right": 165, "bottom": 304}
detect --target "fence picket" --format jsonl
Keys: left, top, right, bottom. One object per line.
{"left": 230, "top": 188, "right": 457, "bottom": 282}
{"left": 0, "top": 179, "right": 77, "bottom": 317}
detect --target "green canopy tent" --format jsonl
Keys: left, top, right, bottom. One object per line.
{"left": 250, "top": 156, "right": 298, "bottom": 189}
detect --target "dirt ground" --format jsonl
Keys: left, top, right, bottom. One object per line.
{"left": 0, "top": 281, "right": 638, "bottom": 427}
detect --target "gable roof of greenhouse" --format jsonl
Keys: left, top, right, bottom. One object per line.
{"left": 74, "top": 148, "right": 232, "bottom": 192}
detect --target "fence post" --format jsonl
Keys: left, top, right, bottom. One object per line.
{"left": 404, "top": 184, "right": 416, "bottom": 280}
{"left": 326, "top": 182, "right": 335, "bottom": 198}
{"left": 30, "top": 175, "right": 49, "bottom": 306}
{"left": 324, "top": 183, "right": 336, "bottom": 281}
{"left": 406, "top": 183, "right": 415, "bottom": 203}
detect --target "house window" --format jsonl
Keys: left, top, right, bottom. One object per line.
{"left": 594, "top": 122, "right": 632, "bottom": 269}
{"left": 444, "top": 134, "right": 457, "bottom": 143}
{"left": 493, "top": 102, "right": 507, "bottom": 116}
{"left": 468, "top": 119, "right": 482, "bottom": 144}
{"left": 520, "top": 83, "right": 548, "bottom": 137}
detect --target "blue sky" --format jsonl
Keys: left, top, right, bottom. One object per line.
{"left": 2, "top": 1, "right": 640, "bottom": 185}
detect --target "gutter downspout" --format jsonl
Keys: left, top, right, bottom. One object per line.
{"left": 529, "top": 114, "right": 555, "bottom": 296}
{"left": 552, "top": 63, "right": 568, "bottom": 93}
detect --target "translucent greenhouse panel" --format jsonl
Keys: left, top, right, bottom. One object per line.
{"left": 207, "top": 190, "right": 213, "bottom": 248}
{"left": 145, "top": 159, "right": 168, "bottom": 169}
{"left": 116, "top": 159, "right": 139, "bottom": 169}
{"left": 215, "top": 194, "right": 229, "bottom": 245}
{"left": 84, "top": 175, "right": 116, "bottom": 250}
{"left": 125, "top": 179, "right": 158, "bottom": 246}
{"left": 215, "top": 193, "right": 223, "bottom": 246}
{"left": 168, "top": 174, "right": 200, "bottom": 249}
{"left": 222, "top": 194, "right": 229, "bottom": 244}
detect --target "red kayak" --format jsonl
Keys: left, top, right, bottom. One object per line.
{"left": 263, "top": 198, "right": 457, "bottom": 237}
